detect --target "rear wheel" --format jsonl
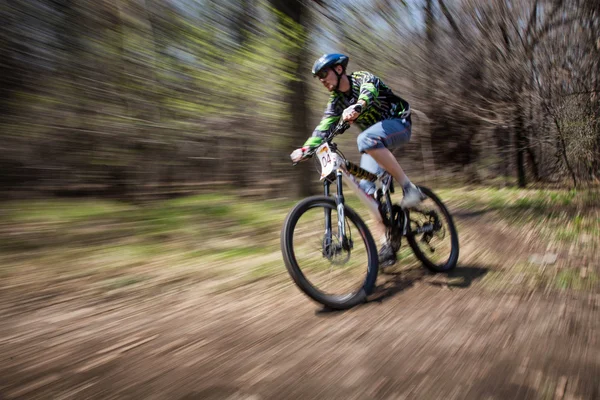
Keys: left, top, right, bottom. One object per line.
{"left": 406, "top": 186, "right": 459, "bottom": 272}
{"left": 281, "top": 196, "right": 378, "bottom": 309}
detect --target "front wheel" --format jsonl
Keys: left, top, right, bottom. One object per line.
{"left": 406, "top": 186, "right": 459, "bottom": 272}
{"left": 281, "top": 196, "right": 378, "bottom": 309}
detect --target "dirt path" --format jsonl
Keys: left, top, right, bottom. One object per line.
{"left": 1, "top": 208, "right": 599, "bottom": 400}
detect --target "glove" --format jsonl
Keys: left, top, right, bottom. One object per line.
{"left": 290, "top": 137, "right": 324, "bottom": 163}
{"left": 342, "top": 104, "right": 363, "bottom": 124}
{"left": 290, "top": 148, "right": 305, "bottom": 163}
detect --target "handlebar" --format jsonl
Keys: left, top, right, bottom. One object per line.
{"left": 325, "top": 119, "right": 351, "bottom": 142}
{"left": 301, "top": 119, "right": 349, "bottom": 160}
{"left": 292, "top": 118, "right": 353, "bottom": 165}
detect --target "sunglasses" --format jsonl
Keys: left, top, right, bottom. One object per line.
{"left": 315, "top": 68, "right": 330, "bottom": 79}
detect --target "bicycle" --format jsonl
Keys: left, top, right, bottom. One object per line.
{"left": 280, "top": 120, "right": 459, "bottom": 309}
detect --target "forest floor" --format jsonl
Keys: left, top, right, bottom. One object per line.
{"left": 0, "top": 185, "right": 599, "bottom": 399}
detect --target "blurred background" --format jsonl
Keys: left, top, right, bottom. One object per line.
{"left": 1, "top": 1, "right": 600, "bottom": 399}
{"left": 1, "top": 0, "right": 598, "bottom": 200}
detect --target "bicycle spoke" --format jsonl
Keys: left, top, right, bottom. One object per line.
{"left": 406, "top": 187, "right": 459, "bottom": 271}
{"left": 290, "top": 204, "right": 369, "bottom": 297}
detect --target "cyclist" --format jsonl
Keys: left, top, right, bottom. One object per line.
{"left": 290, "top": 53, "right": 423, "bottom": 267}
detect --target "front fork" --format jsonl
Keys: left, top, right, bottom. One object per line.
{"left": 323, "top": 172, "right": 351, "bottom": 253}
{"left": 323, "top": 179, "right": 333, "bottom": 254}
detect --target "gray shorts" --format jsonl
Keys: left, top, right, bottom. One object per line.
{"left": 357, "top": 118, "right": 412, "bottom": 153}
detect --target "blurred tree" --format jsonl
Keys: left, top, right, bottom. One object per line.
{"left": 270, "top": 0, "right": 313, "bottom": 197}
{"left": 0, "top": 0, "right": 597, "bottom": 198}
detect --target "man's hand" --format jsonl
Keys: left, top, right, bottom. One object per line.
{"left": 290, "top": 148, "right": 307, "bottom": 163}
{"left": 342, "top": 104, "right": 363, "bottom": 124}
{"left": 290, "top": 137, "right": 324, "bottom": 163}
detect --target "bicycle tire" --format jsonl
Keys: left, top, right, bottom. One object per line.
{"left": 281, "top": 196, "right": 378, "bottom": 309}
{"left": 406, "top": 186, "right": 459, "bottom": 272}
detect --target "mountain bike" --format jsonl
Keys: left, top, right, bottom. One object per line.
{"left": 281, "top": 121, "right": 459, "bottom": 309}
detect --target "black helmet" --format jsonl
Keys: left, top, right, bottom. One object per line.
{"left": 312, "top": 53, "right": 349, "bottom": 78}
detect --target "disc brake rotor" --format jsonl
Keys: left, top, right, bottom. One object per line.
{"left": 322, "top": 234, "right": 351, "bottom": 265}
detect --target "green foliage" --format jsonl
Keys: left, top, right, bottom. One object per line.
{"left": 0, "top": 193, "right": 294, "bottom": 294}
{"left": 555, "top": 268, "right": 599, "bottom": 291}
{"left": 439, "top": 186, "right": 599, "bottom": 247}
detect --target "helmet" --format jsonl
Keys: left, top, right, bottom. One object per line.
{"left": 312, "top": 53, "right": 349, "bottom": 78}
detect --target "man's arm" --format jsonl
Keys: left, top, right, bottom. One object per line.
{"left": 291, "top": 94, "right": 347, "bottom": 163}
{"left": 311, "top": 94, "right": 343, "bottom": 138}
{"left": 356, "top": 72, "right": 380, "bottom": 109}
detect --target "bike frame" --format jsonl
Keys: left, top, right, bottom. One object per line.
{"left": 322, "top": 156, "right": 395, "bottom": 250}
{"left": 309, "top": 121, "right": 401, "bottom": 252}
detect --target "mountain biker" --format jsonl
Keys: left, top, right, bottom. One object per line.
{"left": 290, "top": 53, "right": 423, "bottom": 267}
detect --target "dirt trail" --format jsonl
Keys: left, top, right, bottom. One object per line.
{"left": 1, "top": 208, "right": 599, "bottom": 400}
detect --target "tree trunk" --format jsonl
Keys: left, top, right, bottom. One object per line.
{"left": 230, "top": 0, "right": 255, "bottom": 189}
{"left": 551, "top": 115, "right": 578, "bottom": 188}
{"left": 515, "top": 107, "right": 527, "bottom": 188}
{"left": 270, "top": 0, "right": 312, "bottom": 198}
{"left": 422, "top": 0, "right": 437, "bottom": 177}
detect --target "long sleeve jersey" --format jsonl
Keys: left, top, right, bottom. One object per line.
{"left": 312, "top": 71, "right": 411, "bottom": 138}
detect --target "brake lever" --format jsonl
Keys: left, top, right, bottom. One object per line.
{"left": 292, "top": 120, "right": 348, "bottom": 166}
{"left": 333, "top": 121, "right": 351, "bottom": 136}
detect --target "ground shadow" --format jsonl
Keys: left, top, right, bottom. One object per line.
{"left": 433, "top": 265, "right": 490, "bottom": 288}
{"left": 370, "top": 264, "right": 489, "bottom": 304}
{"left": 367, "top": 266, "right": 429, "bottom": 304}
{"left": 315, "top": 264, "right": 489, "bottom": 315}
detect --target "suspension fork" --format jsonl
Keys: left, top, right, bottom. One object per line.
{"left": 334, "top": 171, "right": 350, "bottom": 250}
{"left": 323, "top": 180, "right": 333, "bottom": 253}
{"left": 323, "top": 172, "right": 350, "bottom": 252}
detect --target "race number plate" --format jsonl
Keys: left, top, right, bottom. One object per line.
{"left": 317, "top": 143, "right": 339, "bottom": 180}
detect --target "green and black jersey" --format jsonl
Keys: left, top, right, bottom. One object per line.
{"left": 312, "top": 71, "right": 411, "bottom": 138}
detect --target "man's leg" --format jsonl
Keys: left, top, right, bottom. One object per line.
{"left": 356, "top": 120, "right": 411, "bottom": 267}
{"left": 364, "top": 147, "right": 410, "bottom": 187}
{"left": 357, "top": 119, "right": 423, "bottom": 209}
{"left": 358, "top": 153, "right": 386, "bottom": 241}
{"left": 358, "top": 152, "right": 382, "bottom": 195}
{"left": 359, "top": 152, "right": 393, "bottom": 266}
